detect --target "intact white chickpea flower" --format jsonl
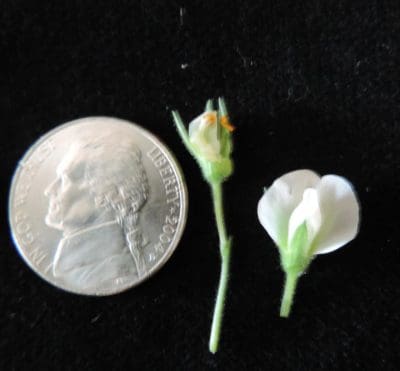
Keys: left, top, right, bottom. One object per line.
{"left": 258, "top": 169, "right": 360, "bottom": 317}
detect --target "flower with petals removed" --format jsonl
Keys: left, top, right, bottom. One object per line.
{"left": 172, "top": 98, "right": 235, "bottom": 353}
{"left": 172, "top": 99, "right": 234, "bottom": 184}
{"left": 257, "top": 169, "right": 360, "bottom": 317}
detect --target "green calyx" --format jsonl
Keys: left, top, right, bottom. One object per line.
{"left": 279, "top": 222, "right": 314, "bottom": 317}
{"left": 280, "top": 222, "right": 312, "bottom": 274}
{"left": 199, "top": 157, "right": 233, "bottom": 184}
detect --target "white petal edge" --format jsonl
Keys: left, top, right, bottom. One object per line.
{"left": 257, "top": 169, "right": 321, "bottom": 248}
{"left": 188, "top": 114, "right": 203, "bottom": 137}
{"left": 313, "top": 175, "right": 360, "bottom": 255}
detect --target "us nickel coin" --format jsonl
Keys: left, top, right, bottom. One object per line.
{"left": 9, "top": 116, "right": 188, "bottom": 296}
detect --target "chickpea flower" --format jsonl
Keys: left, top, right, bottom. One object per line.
{"left": 258, "top": 169, "right": 360, "bottom": 317}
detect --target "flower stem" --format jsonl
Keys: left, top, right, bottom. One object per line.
{"left": 209, "top": 181, "right": 231, "bottom": 354}
{"left": 211, "top": 181, "right": 228, "bottom": 248}
{"left": 280, "top": 270, "right": 299, "bottom": 318}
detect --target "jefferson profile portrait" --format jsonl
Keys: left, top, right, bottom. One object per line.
{"left": 44, "top": 130, "right": 149, "bottom": 291}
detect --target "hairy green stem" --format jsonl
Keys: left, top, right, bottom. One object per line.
{"left": 280, "top": 270, "right": 299, "bottom": 318}
{"left": 209, "top": 181, "right": 231, "bottom": 354}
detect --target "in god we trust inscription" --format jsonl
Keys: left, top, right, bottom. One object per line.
{"left": 9, "top": 117, "right": 188, "bottom": 296}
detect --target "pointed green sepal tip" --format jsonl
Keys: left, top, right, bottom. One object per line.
{"left": 171, "top": 110, "right": 184, "bottom": 128}
{"left": 218, "top": 97, "right": 228, "bottom": 117}
{"left": 171, "top": 110, "right": 187, "bottom": 140}
{"left": 205, "top": 99, "right": 214, "bottom": 112}
{"left": 171, "top": 110, "right": 197, "bottom": 158}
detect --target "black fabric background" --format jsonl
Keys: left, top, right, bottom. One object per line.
{"left": 1, "top": 1, "right": 400, "bottom": 370}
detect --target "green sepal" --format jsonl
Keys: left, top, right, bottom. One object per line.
{"left": 218, "top": 98, "right": 233, "bottom": 158}
{"left": 205, "top": 99, "right": 214, "bottom": 112}
{"left": 220, "top": 127, "right": 233, "bottom": 158}
{"left": 218, "top": 97, "right": 228, "bottom": 116}
{"left": 281, "top": 222, "right": 312, "bottom": 274}
{"left": 171, "top": 110, "right": 198, "bottom": 159}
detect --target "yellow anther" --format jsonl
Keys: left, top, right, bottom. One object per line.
{"left": 220, "top": 115, "right": 235, "bottom": 132}
{"left": 203, "top": 112, "right": 217, "bottom": 125}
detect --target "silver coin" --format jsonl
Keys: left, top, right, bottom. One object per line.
{"left": 8, "top": 117, "right": 188, "bottom": 296}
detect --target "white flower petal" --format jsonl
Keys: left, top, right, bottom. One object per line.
{"left": 188, "top": 114, "right": 203, "bottom": 137}
{"left": 202, "top": 119, "right": 220, "bottom": 153}
{"left": 258, "top": 169, "right": 320, "bottom": 248}
{"left": 288, "top": 188, "right": 322, "bottom": 248}
{"left": 313, "top": 175, "right": 360, "bottom": 254}
{"left": 188, "top": 112, "right": 221, "bottom": 161}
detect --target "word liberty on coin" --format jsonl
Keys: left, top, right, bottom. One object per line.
{"left": 9, "top": 117, "right": 188, "bottom": 295}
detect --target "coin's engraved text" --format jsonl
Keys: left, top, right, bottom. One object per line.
{"left": 150, "top": 212, "right": 179, "bottom": 262}
{"left": 15, "top": 211, "right": 36, "bottom": 245}
{"left": 147, "top": 147, "right": 180, "bottom": 208}
{"left": 14, "top": 211, "right": 47, "bottom": 267}
{"left": 30, "top": 246, "right": 47, "bottom": 266}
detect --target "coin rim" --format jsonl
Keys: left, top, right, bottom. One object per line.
{"left": 8, "top": 116, "right": 188, "bottom": 296}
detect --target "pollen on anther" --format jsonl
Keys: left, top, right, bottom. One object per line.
{"left": 203, "top": 112, "right": 217, "bottom": 126}
{"left": 221, "top": 115, "right": 235, "bottom": 132}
